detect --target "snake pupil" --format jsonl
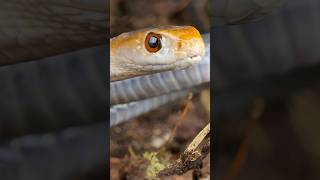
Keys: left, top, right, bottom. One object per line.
{"left": 148, "top": 36, "right": 159, "bottom": 48}
{"left": 145, "top": 32, "right": 162, "bottom": 52}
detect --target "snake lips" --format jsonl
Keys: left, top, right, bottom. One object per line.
{"left": 110, "top": 26, "right": 205, "bottom": 82}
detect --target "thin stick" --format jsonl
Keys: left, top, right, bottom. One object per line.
{"left": 162, "top": 93, "right": 193, "bottom": 150}
{"left": 156, "top": 122, "right": 211, "bottom": 178}
{"left": 185, "top": 122, "right": 210, "bottom": 152}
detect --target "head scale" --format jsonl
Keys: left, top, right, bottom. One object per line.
{"left": 110, "top": 25, "right": 205, "bottom": 81}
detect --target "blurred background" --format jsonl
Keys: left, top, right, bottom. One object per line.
{"left": 0, "top": 1, "right": 107, "bottom": 180}
{"left": 212, "top": 0, "right": 320, "bottom": 179}
{"left": 110, "top": 0, "right": 210, "bottom": 35}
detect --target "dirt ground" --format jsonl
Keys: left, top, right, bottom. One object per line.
{"left": 110, "top": 90, "right": 210, "bottom": 179}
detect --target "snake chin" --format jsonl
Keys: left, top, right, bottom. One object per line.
{"left": 138, "top": 55, "right": 202, "bottom": 70}
{"left": 114, "top": 55, "right": 203, "bottom": 80}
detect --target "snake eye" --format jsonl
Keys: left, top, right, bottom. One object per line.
{"left": 145, "top": 32, "right": 162, "bottom": 53}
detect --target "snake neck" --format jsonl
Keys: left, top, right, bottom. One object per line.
{"left": 110, "top": 58, "right": 137, "bottom": 82}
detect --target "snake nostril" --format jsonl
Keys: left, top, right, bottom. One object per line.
{"left": 178, "top": 41, "right": 182, "bottom": 49}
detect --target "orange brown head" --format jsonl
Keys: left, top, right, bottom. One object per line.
{"left": 110, "top": 26, "right": 205, "bottom": 81}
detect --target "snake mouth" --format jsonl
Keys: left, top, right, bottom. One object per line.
{"left": 139, "top": 55, "right": 203, "bottom": 73}
{"left": 172, "top": 55, "right": 202, "bottom": 69}
{"left": 121, "top": 55, "right": 203, "bottom": 77}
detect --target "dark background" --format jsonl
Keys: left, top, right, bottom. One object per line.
{"left": 212, "top": 0, "right": 320, "bottom": 179}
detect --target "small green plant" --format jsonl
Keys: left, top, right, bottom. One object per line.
{"left": 143, "top": 152, "right": 169, "bottom": 179}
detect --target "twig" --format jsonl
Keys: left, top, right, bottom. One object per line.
{"left": 157, "top": 122, "right": 210, "bottom": 178}
{"left": 161, "top": 93, "right": 193, "bottom": 150}
{"left": 185, "top": 123, "right": 210, "bottom": 152}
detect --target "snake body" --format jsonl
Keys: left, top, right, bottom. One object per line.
{"left": 0, "top": 46, "right": 107, "bottom": 137}
{"left": 0, "top": 122, "right": 106, "bottom": 180}
{"left": 0, "top": 0, "right": 106, "bottom": 65}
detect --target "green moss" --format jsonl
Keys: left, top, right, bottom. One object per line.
{"left": 143, "top": 151, "right": 170, "bottom": 180}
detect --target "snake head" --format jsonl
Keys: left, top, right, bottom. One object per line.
{"left": 110, "top": 26, "right": 205, "bottom": 81}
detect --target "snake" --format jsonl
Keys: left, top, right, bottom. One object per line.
{"left": 110, "top": 33, "right": 210, "bottom": 126}
{"left": 0, "top": 0, "right": 296, "bottom": 179}
{"left": 109, "top": 26, "right": 209, "bottom": 127}
{"left": 110, "top": 25, "right": 205, "bottom": 81}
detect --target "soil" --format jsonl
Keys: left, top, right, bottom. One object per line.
{"left": 110, "top": 92, "right": 210, "bottom": 180}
